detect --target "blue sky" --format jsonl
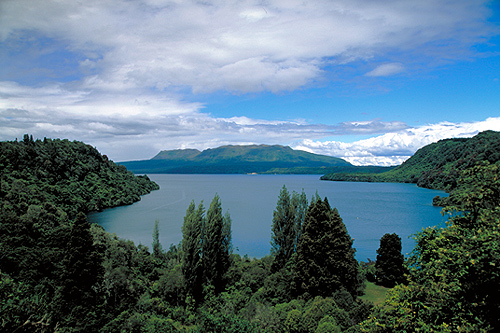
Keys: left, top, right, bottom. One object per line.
{"left": 1, "top": 0, "right": 500, "bottom": 165}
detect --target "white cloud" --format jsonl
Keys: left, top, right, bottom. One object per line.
{"left": 293, "top": 117, "right": 500, "bottom": 166}
{"left": 366, "top": 63, "right": 404, "bottom": 77}
{"left": 0, "top": 0, "right": 495, "bottom": 94}
{"left": 0, "top": 0, "right": 498, "bottom": 164}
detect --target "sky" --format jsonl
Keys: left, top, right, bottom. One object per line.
{"left": 1, "top": 0, "right": 500, "bottom": 166}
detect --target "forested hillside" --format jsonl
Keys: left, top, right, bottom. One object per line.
{"left": 119, "top": 144, "right": 379, "bottom": 174}
{"left": 322, "top": 130, "right": 500, "bottom": 192}
{"left": 0, "top": 135, "right": 159, "bottom": 216}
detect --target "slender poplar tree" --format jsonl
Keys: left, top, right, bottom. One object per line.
{"left": 271, "top": 185, "right": 296, "bottom": 272}
{"left": 181, "top": 200, "right": 205, "bottom": 303}
{"left": 292, "top": 189, "right": 308, "bottom": 249}
{"left": 203, "top": 194, "right": 232, "bottom": 294}
{"left": 152, "top": 218, "right": 163, "bottom": 257}
{"left": 271, "top": 186, "right": 308, "bottom": 272}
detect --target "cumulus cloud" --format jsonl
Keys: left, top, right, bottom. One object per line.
{"left": 293, "top": 117, "right": 500, "bottom": 166}
{"left": 0, "top": 0, "right": 495, "bottom": 95}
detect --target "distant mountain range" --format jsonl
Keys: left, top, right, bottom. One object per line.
{"left": 322, "top": 130, "right": 500, "bottom": 192}
{"left": 119, "top": 144, "right": 392, "bottom": 174}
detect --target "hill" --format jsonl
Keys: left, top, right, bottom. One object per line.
{"left": 120, "top": 144, "right": 390, "bottom": 174}
{"left": 0, "top": 134, "right": 159, "bottom": 216}
{"left": 321, "top": 130, "right": 500, "bottom": 192}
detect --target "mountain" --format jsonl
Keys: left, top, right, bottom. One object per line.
{"left": 321, "top": 130, "right": 500, "bottom": 192}
{"left": 120, "top": 144, "right": 384, "bottom": 174}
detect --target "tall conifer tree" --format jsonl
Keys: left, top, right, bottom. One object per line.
{"left": 294, "top": 197, "right": 362, "bottom": 298}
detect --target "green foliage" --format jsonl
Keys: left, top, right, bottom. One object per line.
{"left": 0, "top": 136, "right": 159, "bottom": 217}
{"left": 0, "top": 135, "right": 161, "bottom": 331}
{"left": 375, "top": 233, "right": 406, "bottom": 287}
{"left": 53, "top": 212, "right": 104, "bottom": 331}
{"left": 0, "top": 270, "right": 51, "bottom": 333}
{"left": 322, "top": 130, "right": 500, "bottom": 194}
{"left": 181, "top": 201, "right": 205, "bottom": 303}
{"left": 152, "top": 219, "right": 163, "bottom": 258}
{"left": 204, "top": 194, "right": 233, "bottom": 294}
{"left": 271, "top": 186, "right": 307, "bottom": 272}
{"left": 361, "top": 163, "right": 500, "bottom": 332}
{"left": 294, "top": 197, "right": 364, "bottom": 298}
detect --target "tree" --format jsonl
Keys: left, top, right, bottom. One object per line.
{"left": 181, "top": 200, "right": 205, "bottom": 303}
{"left": 152, "top": 218, "right": 163, "bottom": 258}
{"left": 375, "top": 233, "right": 406, "bottom": 287}
{"left": 271, "top": 186, "right": 308, "bottom": 272}
{"left": 293, "top": 197, "right": 363, "bottom": 298}
{"left": 361, "top": 163, "right": 500, "bottom": 332}
{"left": 292, "top": 189, "right": 308, "bottom": 248}
{"left": 203, "top": 194, "right": 232, "bottom": 294}
{"left": 271, "top": 185, "right": 296, "bottom": 272}
{"left": 55, "top": 212, "right": 104, "bottom": 331}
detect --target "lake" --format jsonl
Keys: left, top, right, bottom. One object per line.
{"left": 87, "top": 174, "right": 446, "bottom": 261}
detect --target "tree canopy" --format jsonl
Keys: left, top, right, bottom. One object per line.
{"left": 375, "top": 233, "right": 406, "bottom": 288}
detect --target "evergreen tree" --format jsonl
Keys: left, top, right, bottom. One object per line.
{"left": 271, "top": 185, "right": 296, "bottom": 272}
{"left": 181, "top": 200, "right": 205, "bottom": 303}
{"left": 294, "top": 197, "right": 362, "bottom": 298}
{"left": 203, "top": 194, "right": 232, "bottom": 294}
{"left": 375, "top": 233, "right": 406, "bottom": 287}
{"left": 56, "top": 212, "right": 104, "bottom": 331}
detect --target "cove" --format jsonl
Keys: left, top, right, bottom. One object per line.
{"left": 87, "top": 174, "right": 446, "bottom": 261}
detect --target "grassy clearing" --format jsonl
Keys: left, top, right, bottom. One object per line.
{"left": 361, "top": 282, "right": 391, "bottom": 306}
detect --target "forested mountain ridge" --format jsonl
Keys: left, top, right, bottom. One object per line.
{"left": 120, "top": 144, "right": 380, "bottom": 174}
{"left": 322, "top": 130, "right": 500, "bottom": 192}
{"left": 0, "top": 135, "right": 159, "bottom": 216}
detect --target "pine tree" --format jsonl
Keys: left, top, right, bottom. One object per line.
{"left": 294, "top": 197, "right": 363, "bottom": 298}
{"left": 203, "top": 194, "right": 232, "bottom": 294}
{"left": 375, "top": 233, "right": 406, "bottom": 287}
{"left": 181, "top": 200, "right": 205, "bottom": 303}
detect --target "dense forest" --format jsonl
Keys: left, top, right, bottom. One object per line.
{"left": 1, "top": 135, "right": 499, "bottom": 332}
{"left": 0, "top": 135, "right": 159, "bottom": 217}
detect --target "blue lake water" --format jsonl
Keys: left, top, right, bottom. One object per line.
{"left": 87, "top": 174, "right": 447, "bottom": 261}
